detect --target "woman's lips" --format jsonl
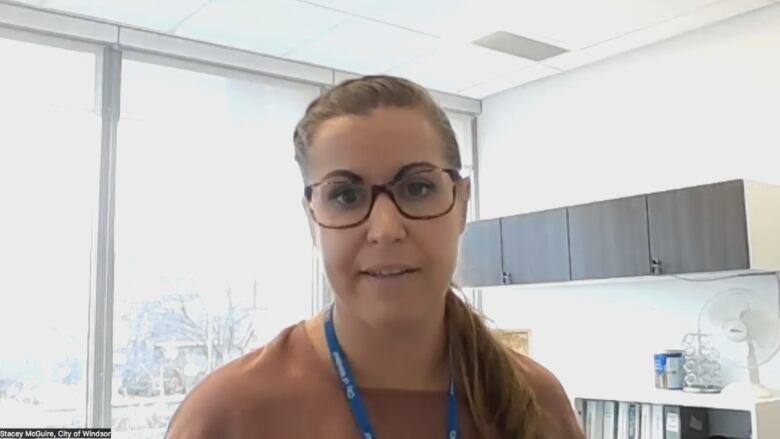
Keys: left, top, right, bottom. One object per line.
{"left": 360, "top": 265, "right": 420, "bottom": 279}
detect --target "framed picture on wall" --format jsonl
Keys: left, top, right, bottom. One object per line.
{"left": 492, "top": 329, "right": 532, "bottom": 357}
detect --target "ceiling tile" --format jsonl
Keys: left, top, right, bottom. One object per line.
{"left": 542, "top": 0, "right": 774, "bottom": 71}
{"left": 10, "top": 1, "right": 47, "bottom": 7}
{"left": 17, "top": 0, "right": 771, "bottom": 101}
{"left": 388, "top": 42, "right": 533, "bottom": 93}
{"left": 175, "top": 0, "right": 351, "bottom": 56}
{"left": 493, "top": 0, "right": 717, "bottom": 49}
{"left": 39, "top": 0, "right": 210, "bottom": 31}
{"left": 285, "top": 17, "right": 440, "bottom": 74}
{"left": 458, "top": 63, "right": 560, "bottom": 98}
{"left": 296, "top": 0, "right": 383, "bottom": 15}
{"left": 361, "top": 0, "right": 469, "bottom": 35}
{"left": 355, "top": 0, "right": 579, "bottom": 49}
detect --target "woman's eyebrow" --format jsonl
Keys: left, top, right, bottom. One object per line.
{"left": 319, "top": 161, "right": 438, "bottom": 185}
{"left": 320, "top": 170, "right": 363, "bottom": 183}
{"left": 390, "top": 161, "right": 437, "bottom": 182}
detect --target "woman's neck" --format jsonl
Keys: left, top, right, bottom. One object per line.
{"left": 307, "top": 303, "right": 449, "bottom": 391}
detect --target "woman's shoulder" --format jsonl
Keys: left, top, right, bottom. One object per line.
{"left": 511, "top": 353, "right": 570, "bottom": 401}
{"left": 164, "top": 321, "right": 330, "bottom": 438}
{"left": 511, "top": 353, "right": 586, "bottom": 439}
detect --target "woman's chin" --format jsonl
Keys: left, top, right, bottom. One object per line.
{"left": 360, "top": 305, "right": 432, "bottom": 332}
{"left": 352, "top": 279, "right": 443, "bottom": 327}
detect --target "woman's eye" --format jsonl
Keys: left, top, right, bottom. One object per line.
{"left": 403, "top": 180, "right": 435, "bottom": 198}
{"left": 327, "top": 185, "right": 365, "bottom": 206}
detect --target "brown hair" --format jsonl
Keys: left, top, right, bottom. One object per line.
{"left": 293, "top": 75, "right": 544, "bottom": 439}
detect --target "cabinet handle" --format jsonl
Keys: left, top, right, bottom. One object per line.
{"left": 502, "top": 271, "right": 512, "bottom": 285}
{"left": 651, "top": 258, "right": 663, "bottom": 275}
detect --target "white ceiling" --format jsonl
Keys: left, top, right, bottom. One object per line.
{"left": 12, "top": 0, "right": 778, "bottom": 99}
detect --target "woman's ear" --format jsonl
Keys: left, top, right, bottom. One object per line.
{"left": 458, "top": 176, "right": 472, "bottom": 232}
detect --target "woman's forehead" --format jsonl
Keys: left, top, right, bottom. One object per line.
{"left": 306, "top": 108, "right": 447, "bottom": 183}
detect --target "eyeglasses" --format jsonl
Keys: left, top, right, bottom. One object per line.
{"left": 304, "top": 167, "right": 463, "bottom": 229}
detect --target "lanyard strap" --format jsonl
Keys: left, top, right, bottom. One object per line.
{"left": 324, "top": 305, "right": 459, "bottom": 439}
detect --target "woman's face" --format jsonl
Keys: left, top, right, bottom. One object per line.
{"left": 305, "top": 107, "right": 470, "bottom": 327}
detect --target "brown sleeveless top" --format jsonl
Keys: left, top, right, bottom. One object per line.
{"left": 165, "top": 322, "right": 585, "bottom": 438}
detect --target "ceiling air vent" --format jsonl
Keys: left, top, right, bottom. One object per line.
{"left": 473, "top": 31, "right": 568, "bottom": 61}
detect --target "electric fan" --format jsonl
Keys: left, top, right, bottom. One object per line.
{"left": 698, "top": 288, "right": 780, "bottom": 399}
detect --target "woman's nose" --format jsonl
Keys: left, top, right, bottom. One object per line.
{"left": 365, "top": 193, "right": 407, "bottom": 244}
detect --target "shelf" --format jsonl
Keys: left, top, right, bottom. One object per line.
{"left": 570, "top": 385, "right": 780, "bottom": 412}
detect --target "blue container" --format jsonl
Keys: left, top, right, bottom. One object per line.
{"left": 655, "top": 350, "right": 684, "bottom": 389}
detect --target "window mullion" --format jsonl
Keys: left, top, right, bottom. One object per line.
{"left": 86, "top": 45, "right": 121, "bottom": 429}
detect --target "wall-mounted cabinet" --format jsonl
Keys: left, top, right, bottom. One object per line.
{"left": 647, "top": 180, "right": 749, "bottom": 275}
{"left": 568, "top": 195, "right": 650, "bottom": 280}
{"left": 501, "top": 208, "right": 570, "bottom": 284}
{"left": 455, "top": 180, "right": 780, "bottom": 287}
{"left": 455, "top": 209, "right": 570, "bottom": 287}
{"left": 455, "top": 218, "right": 502, "bottom": 287}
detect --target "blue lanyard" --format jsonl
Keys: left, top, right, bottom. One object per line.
{"left": 324, "top": 305, "right": 459, "bottom": 439}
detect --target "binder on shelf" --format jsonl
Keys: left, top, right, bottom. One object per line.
{"left": 576, "top": 398, "right": 586, "bottom": 430}
{"left": 574, "top": 397, "right": 720, "bottom": 439}
{"left": 603, "top": 401, "right": 618, "bottom": 439}
{"left": 650, "top": 404, "right": 664, "bottom": 439}
{"left": 585, "top": 400, "right": 595, "bottom": 438}
{"left": 640, "top": 404, "right": 652, "bottom": 439}
{"left": 627, "top": 403, "right": 640, "bottom": 439}
{"left": 617, "top": 402, "right": 631, "bottom": 439}
{"left": 586, "top": 400, "right": 605, "bottom": 439}
{"left": 663, "top": 406, "right": 709, "bottom": 439}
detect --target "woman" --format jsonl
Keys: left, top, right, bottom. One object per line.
{"left": 165, "top": 75, "right": 585, "bottom": 439}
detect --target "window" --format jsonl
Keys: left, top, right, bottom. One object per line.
{"left": 111, "top": 56, "right": 320, "bottom": 437}
{"left": 0, "top": 34, "right": 101, "bottom": 428}
{"left": 0, "top": 23, "right": 482, "bottom": 435}
{"left": 446, "top": 111, "right": 477, "bottom": 222}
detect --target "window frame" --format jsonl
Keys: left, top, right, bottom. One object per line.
{"left": 0, "top": 14, "right": 483, "bottom": 430}
{"left": 0, "top": 25, "right": 107, "bottom": 428}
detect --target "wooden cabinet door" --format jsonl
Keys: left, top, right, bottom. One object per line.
{"left": 455, "top": 218, "right": 503, "bottom": 287}
{"left": 568, "top": 195, "right": 652, "bottom": 280}
{"left": 501, "top": 209, "right": 570, "bottom": 284}
{"left": 647, "top": 180, "right": 749, "bottom": 275}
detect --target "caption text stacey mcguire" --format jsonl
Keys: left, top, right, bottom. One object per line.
{"left": 0, "top": 429, "right": 111, "bottom": 438}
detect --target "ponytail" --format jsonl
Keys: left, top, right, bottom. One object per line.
{"left": 445, "top": 289, "right": 545, "bottom": 439}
